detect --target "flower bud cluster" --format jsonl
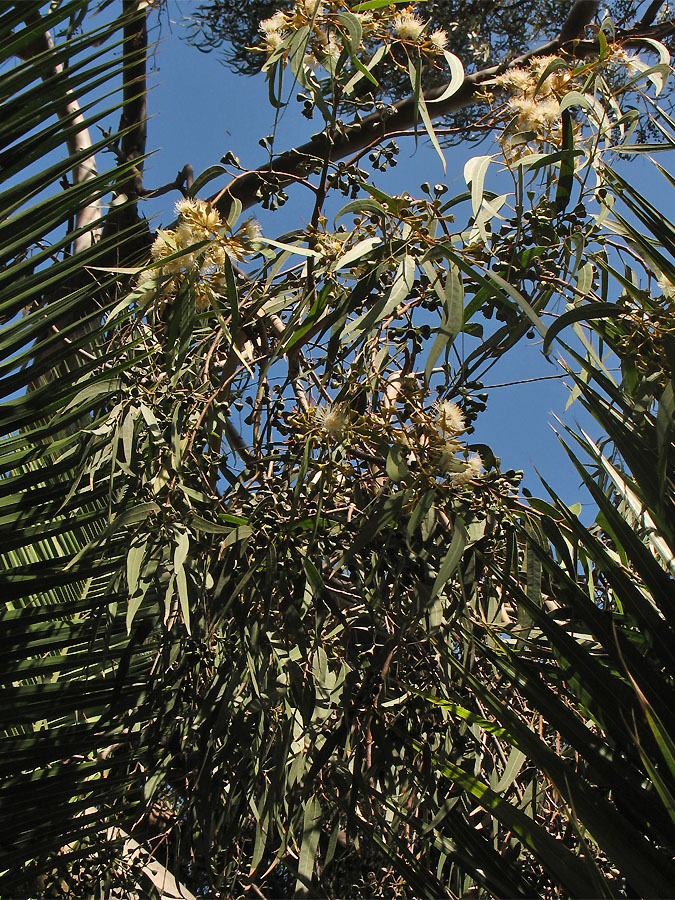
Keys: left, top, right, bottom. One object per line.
{"left": 137, "top": 198, "right": 262, "bottom": 313}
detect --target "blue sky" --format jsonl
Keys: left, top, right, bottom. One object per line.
{"left": 128, "top": 1, "right": 672, "bottom": 512}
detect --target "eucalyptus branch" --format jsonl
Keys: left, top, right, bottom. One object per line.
{"left": 210, "top": 3, "right": 675, "bottom": 222}
{"left": 559, "top": 0, "right": 601, "bottom": 43}
{"left": 212, "top": 12, "right": 674, "bottom": 222}
{"left": 287, "top": 348, "right": 310, "bottom": 412}
{"left": 640, "top": 0, "right": 668, "bottom": 26}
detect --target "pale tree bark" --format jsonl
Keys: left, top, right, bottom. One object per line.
{"left": 18, "top": 15, "right": 100, "bottom": 254}
{"left": 18, "top": 1, "right": 152, "bottom": 258}
{"left": 15, "top": 0, "right": 154, "bottom": 387}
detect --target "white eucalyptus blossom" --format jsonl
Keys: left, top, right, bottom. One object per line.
{"left": 297, "top": 0, "right": 322, "bottom": 17}
{"left": 241, "top": 218, "right": 263, "bottom": 244}
{"left": 437, "top": 439, "right": 464, "bottom": 473}
{"left": 529, "top": 55, "right": 559, "bottom": 76}
{"left": 509, "top": 96, "right": 560, "bottom": 131}
{"left": 393, "top": 12, "right": 425, "bottom": 42}
{"left": 494, "top": 68, "right": 533, "bottom": 93}
{"left": 265, "top": 32, "right": 285, "bottom": 52}
{"left": 435, "top": 400, "right": 466, "bottom": 435}
{"left": 174, "top": 197, "right": 199, "bottom": 218}
{"left": 315, "top": 403, "right": 348, "bottom": 438}
{"left": 259, "top": 11, "right": 287, "bottom": 36}
{"left": 453, "top": 452, "right": 483, "bottom": 485}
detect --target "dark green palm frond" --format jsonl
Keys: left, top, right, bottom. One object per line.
{"left": 0, "top": 2, "right": 167, "bottom": 893}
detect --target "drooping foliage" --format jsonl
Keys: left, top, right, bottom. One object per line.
{"left": 1, "top": 1, "right": 674, "bottom": 898}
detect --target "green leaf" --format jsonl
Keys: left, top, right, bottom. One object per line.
{"left": 386, "top": 444, "right": 409, "bottom": 482}
{"left": 189, "top": 164, "right": 228, "bottom": 197}
{"left": 425, "top": 262, "right": 463, "bottom": 382}
{"left": 334, "top": 198, "right": 387, "bottom": 227}
{"left": 464, "top": 155, "right": 493, "bottom": 216}
{"left": 126, "top": 538, "right": 146, "bottom": 599}
{"left": 430, "top": 518, "right": 467, "bottom": 602}
{"left": 288, "top": 25, "right": 311, "bottom": 84}
{"left": 555, "top": 108, "right": 575, "bottom": 212}
{"left": 333, "top": 236, "right": 382, "bottom": 269}
{"left": 295, "top": 796, "right": 322, "bottom": 896}
{"left": 335, "top": 11, "right": 362, "bottom": 54}
{"left": 559, "top": 90, "right": 594, "bottom": 113}
{"left": 407, "top": 490, "right": 435, "bottom": 536}
{"left": 190, "top": 514, "right": 245, "bottom": 535}
{"left": 220, "top": 525, "right": 254, "bottom": 549}
{"left": 173, "top": 529, "right": 191, "bottom": 633}
{"left": 428, "top": 50, "right": 465, "bottom": 104}
{"left": 342, "top": 254, "right": 414, "bottom": 341}
{"left": 486, "top": 269, "right": 546, "bottom": 338}
{"left": 259, "top": 237, "right": 320, "bottom": 258}
{"left": 543, "top": 302, "right": 625, "bottom": 356}
{"left": 494, "top": 747, "right": 527, "bottom": 793}
{"left": 408, "top": 58, "right": 446, "bottom": 173}
{"left": 343, "top": 43, "right": 386, "bottom": 94}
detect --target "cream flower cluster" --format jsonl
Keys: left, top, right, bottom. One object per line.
{"left": 434, "top": 400, "right": 483, "bottom": 485}
{"left": 257, "top": 1, "right": 451, "bottom": 69}
{"left": 137, "top": 198, "right": 262, "bottom": 313}
{"left": 316, "top": 232, "right": 344, "bottom": 259}
{"left": 494, "top": 55, "right": 569, "bottom": 137}
{"left": 508, "top": 95, "right": 561, "bottom": 131}
{"left": 296, "top": 395, "right": 483, "bottom": 489}
{"left": 393, "top": 11, "right": 425, "bottom": 41}
{"left": 436, "top": 399, "right": 465, "bottom": 435}
{"left": 259, "top": 11, "right": 287, "bottom": 52}
{"left": 393, "top": 10, "right": 448, "bottom": 50}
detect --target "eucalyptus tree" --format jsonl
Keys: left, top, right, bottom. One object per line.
{"left": 1, "top": 0, "right": 675, "bottom": 898}
{"left": 184, "top": 0, "right": 675, "bottom": 142}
